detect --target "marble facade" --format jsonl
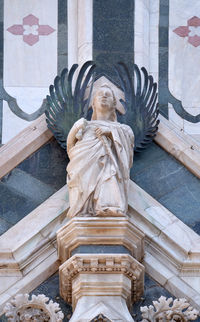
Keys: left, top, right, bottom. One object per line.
{"left": 1, "top": 0, "right": 200, "bottom": 143}
{"left": 2, "top": 0, "right": 59, "bottom": 144}
{"left": 1, "top": 0, "right": 200, "bottom": 321}
{"left": 1, "top": 178, "right": 200, "bottom": 317}
{"left": 169, "top": 0, "right": 200, "bottom": 138}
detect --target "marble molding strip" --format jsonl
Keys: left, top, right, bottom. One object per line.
{"left": 1, "top": 181, "right": 200, "bottom": 313}
{"left": 68, "top": 0, "right": 92, "bottom": 69}
{"left": 0, "top": 114, "right": 53, "bottom": 179}
{"left": 155, "top": 114, "right": 200, "bottom": 179}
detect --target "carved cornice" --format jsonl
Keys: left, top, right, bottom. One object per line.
{"left": 59, "top": 254, "right": 144, "bottom": 307}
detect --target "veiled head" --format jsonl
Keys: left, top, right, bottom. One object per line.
{"left": 92, "top": 84, "right": 117, "bottom": 121}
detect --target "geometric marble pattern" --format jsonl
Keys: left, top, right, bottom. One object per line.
{"left": 0, "top": 139, "right": 67, "bottom": 236}
{"left": 131, "top": 142, "right": 200, "bottom": 235}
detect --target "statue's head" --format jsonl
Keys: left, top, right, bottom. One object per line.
{"left": 92, "top": 84, "right": 117, "bottom": 121}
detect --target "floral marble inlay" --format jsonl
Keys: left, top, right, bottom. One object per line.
{"left": 7, "top": 14, "right": 55, "bottom": 46}
{"left": 173, "top": 16, "right": 200, "bottom": 47}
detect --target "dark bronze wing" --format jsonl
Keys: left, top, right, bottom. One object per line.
{"left": 114, "top": 62, "right": 159, "bottom": 152}
{"left": 45, "top": 61, "right": 96, "bottom": 150}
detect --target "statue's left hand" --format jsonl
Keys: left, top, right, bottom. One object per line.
{"left": 95, "top": 127, "right": 111, "bottom": 139}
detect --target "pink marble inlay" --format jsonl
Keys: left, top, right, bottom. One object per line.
{"left": 173, "top": 26, "right": 189, "bottom": 37}
{"left": 23, "top": 14, "right": 39, "bottom": 26}
{"left": 188, "top": 35, "right": 200, "bottom": 47}
{"left": 188, "top": 16, "right": 200, "bottom": 27}
{"left": 7, "top": 14, "right": 55, "bottom": 46}
{"left": 173, "top": 16, "right": 200, "bottom": 47}
{"left": 38, "top": 25, "right": 55, "bottom": 36}
{"left": 23, "top": 34, "right": 39, "bottom": 46}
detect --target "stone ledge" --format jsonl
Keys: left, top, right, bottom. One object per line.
{"left": 155, "top": 115, "right": 200, "bottom": 179}
{"left": 128, "top": 181, "right": 200, "bottom": 275}
{"left": 57, "top": 216, "right": 145, "bottom": 264}
{"left": 0, "top": 185, "right": 68, "bottom": 270}
{"left": 0, "top": 251, "right": 59, "bottom": 315}
{"left": 0, "top": 185, "right": 69, "bottom": 306}
{"left": 0, "top": 114, "right": 53, "bottom": 179}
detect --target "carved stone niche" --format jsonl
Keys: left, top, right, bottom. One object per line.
{"left": 57, "top": 216, "right": 145, "bottom": 264}
{"left": 59, "top": 254, "right": 144, "bottom": 321}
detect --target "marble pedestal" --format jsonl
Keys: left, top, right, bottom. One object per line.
{"left": 57, "top": 216, "right": 145, "bottom": 322}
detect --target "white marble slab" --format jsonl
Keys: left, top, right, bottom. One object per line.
{"left": 155, "top": 114, "right": 200, "bottom": 178}
{"left": 169, "top": 0, "right": 200, "bottom": 112}
{"left": 134, "top": 0, "right": 150, "bottom": 70}
{"left": 4, "top": 0, "right": 57, "bottom": 87}
{"left": 168, "top": 105, "right": 184, "bottom": 130}
{"left": 149, "top": 0, "right": 159, "bottom": 83}
{"left": 2, "top": 87, "right": 48, "bottom": 143}
{"left": 184, "top": 117, "right": 200, "bottom": 134}
{"left": 68, "top": 0, "right": 92, "bottom": 70}
{"left": 2, "top": 101, "right": 30, "bottom": 144}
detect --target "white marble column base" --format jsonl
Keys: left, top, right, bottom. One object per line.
{"left": 69, "top": 295, "right": 134, "bottom": 322}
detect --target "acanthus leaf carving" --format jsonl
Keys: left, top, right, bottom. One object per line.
{"left": 140, "top": 296, "right": 199, "bottom": 322}
{"left": 4, "top": 293, "right": 64, "bottom": 322}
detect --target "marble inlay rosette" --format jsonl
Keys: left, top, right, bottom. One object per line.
{"left": 7, "top": 14, "right": 55, "bottom": 46}
{"left": 173, "top": 16, "right": 200, "bottom": 47}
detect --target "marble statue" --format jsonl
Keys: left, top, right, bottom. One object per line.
{"left": 66, "top": 84, "right": 134, "bottom": 218}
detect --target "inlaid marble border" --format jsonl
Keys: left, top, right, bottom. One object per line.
{"left": 0, "top": 0, "right": 68, "bottom": 144}
{"left": 159, "top": 0, "right": 200, "bottom": 123}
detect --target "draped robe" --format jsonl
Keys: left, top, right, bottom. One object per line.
{"left": 67, "top": 119, "right": 134, "bottom": 218}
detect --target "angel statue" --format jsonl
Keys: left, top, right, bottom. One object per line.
{"left": 66, "top": 84, "right": 134, "bottom": 217}
{"left": 45, "top": 61, "right": 159, "bottom": 218}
